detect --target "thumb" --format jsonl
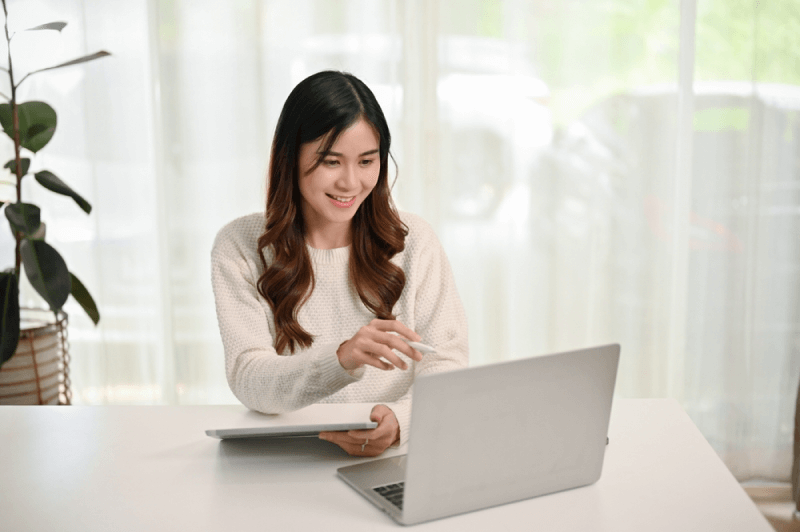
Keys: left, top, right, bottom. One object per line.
{"left": 370, "top": 404, "right": 387, "bottom": 423}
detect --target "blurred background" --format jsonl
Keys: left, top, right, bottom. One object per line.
{"left": 0, "top": 0, "right": 798, "bottom": 487}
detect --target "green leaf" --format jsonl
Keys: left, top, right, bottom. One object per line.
{"left": 26, "top": 126, "right": 54, "bottom": 153}
{"left": 0, "top": 101, "right": 57, "bottom": 153}
{"left": 34, "top": 171, "right": 91, "bottom": 214}
{"left": 26, "top": 122, "right": 50, "bottom": 138}
{"left": 20, "top": 239, "right": 70, "bottom": 310}
{"left": 4, "top": 203, "right": 41, "bottom": 236}
{"left": 24, "top": 22, "right": 67, "bottom": 32}
{"left": 4, "top": 157, "right": 30, "bottom": 177}
{"left": 19, "top": 103, "right": 56, "bottom": 153}
{"left": 0, "top": 104, "right": 9, "bottom": 137}
{"left": 0, "top": 271, "right": 20, "bottom": 367}
{"left": 69, "top": 272, "right": 100, "bottom": 325}
{"left": 25, "top": 51, "right": 111, "bottom": 77}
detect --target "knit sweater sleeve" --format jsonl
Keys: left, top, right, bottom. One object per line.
{"left": 382, "top": 213, "right": 470, "bottom": 447}
{"left": 210, "top": 215, "right": 363, "bottom": 414}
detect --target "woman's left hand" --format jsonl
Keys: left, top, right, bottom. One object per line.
{"left": 319, "top": 404, "right": 399, "bottom": 457}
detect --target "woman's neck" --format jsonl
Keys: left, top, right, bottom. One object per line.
{"left": 304, "top": 222, "right": 352, "bottom": 250}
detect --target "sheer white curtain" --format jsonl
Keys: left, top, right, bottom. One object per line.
{"left": 2, "top": 0, "right": 797, "bottom": 482}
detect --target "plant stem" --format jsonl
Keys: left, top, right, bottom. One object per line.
{"left": 1, "top": 0, "right": 21, "bottom": 279}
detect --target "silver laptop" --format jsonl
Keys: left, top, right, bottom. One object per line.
{"left": 337, "top": 343, "right": 620, "bottom": 526}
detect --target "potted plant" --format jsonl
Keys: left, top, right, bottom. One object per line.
{"left": 0, "top": 0, "right": 107, "bottom": 404}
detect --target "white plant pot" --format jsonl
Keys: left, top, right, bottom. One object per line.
{"left": 0, "top": 309, "right": 70, "bottom": 405}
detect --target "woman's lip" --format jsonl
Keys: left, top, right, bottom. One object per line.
{"left": 327, "top": 194, "right": 356, "bottom": 207}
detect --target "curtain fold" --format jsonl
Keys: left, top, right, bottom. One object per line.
{"left": 1, "top": 0, "right": 796, "bottom": 482}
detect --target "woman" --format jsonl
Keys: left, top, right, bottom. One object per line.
{"left": 211, "top": 70, "right": 468, "bottom": 457}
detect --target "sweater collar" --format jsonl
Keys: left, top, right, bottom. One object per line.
{"left": 306, "top": 244, "right": 350, "bottom": 264}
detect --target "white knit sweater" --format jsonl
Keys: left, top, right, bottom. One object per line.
{"left": 210, "top": 211, "right": 469, "bottom": 446}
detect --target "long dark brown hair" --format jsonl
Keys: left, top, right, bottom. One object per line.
{"left": 257, "top": 71, "right": 408, "bottom": 354}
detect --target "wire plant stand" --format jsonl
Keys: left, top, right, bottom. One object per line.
{"left": 0, "top": 309, "right": 71, "bottom": 405}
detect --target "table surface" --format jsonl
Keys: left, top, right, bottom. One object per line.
{"left": 1, "top": 398, "right": 772, "bottom": 531}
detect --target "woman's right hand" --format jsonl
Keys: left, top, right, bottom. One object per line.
{"left": 336, "top": 319, "right": 424, "bottom": 371}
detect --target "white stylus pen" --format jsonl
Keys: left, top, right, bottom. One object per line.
{"left": 398, "top": 337, "right": 436, "bottom": 354}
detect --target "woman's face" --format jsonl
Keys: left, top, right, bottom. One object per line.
{"left": 297, "top": 117, "right": 381, "bottom": 248}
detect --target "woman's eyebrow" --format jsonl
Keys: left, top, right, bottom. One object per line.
{"left": 324, "top": 148, "right": 380, "bottom": 157}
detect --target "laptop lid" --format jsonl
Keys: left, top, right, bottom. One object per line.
{"left": 400, "top": 343, "right": 620, "bottom": 525}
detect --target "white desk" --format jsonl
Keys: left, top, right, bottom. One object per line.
{"left": 0, "top": 399, "right": 772, "bottom": 531}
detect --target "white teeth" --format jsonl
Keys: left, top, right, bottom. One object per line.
{"left": 330, "top": 195, "right": 354, "bottom": 202}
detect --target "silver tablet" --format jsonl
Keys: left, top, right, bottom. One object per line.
{"left": 206, "top": 421, "right": 377, "bottom": 440}
{"left": 205, "top": 403, "right": 379, "bottom": 440}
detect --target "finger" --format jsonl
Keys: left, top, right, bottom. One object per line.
{"left": 347, "top": 426, "right": 392, "bottom": 444}
{"left": 378, "top": 332, "right": 421, "bottom": 361}
{"left": 323, "top": 437, "right": 368, "bottom": 456}
{"left": 396, "top": 342, "right": 423, "bottom": 362}
{"left": 350, "top": 343, "right": 394, "bottom": 371}
{"left": 370, "top": 404, "right": 389, "bottom": 423}
{"left": 340, "top": 443, "right": 364, "bottom": 456}
{"left": 377, "top": 351, "right": 408, "bottom": 371}
{"left": 370, "top": 319, "right": 422, "bottom": 342}
{"left": 358, "top": 330, "right": 404, "bottom": 356}
{"left": 323, "top": 434, "right": 385, "bottom": 457}
{"left": 344, "top": 441, "right": 381, "bottom": 457}
{"left": 321, "top": 431, "right": 367, "bottom": 446}
{"left": 362, "top": 356, "right": 394, "bottom": 371}
{"left": 367, "top": 408, "right": 396, "bottom": 438}
{"left": 348, "top": 418, "right": 393, "bottom": 442}
{"left": 319, "top": 431, "right": 342, "bottom": 442}
{"left": 373, "top": 405, "right": 399, "bottom": 445}
{"left": 363, "top": 339, "right": 408, "bottom": 370}
{"left": 323, "top": 426, "right": 386, "bottom": 446}
{"left": 347, "top": 428, "right": 377, "bottom": 440}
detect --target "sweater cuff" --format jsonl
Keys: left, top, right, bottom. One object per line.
{"left": 313, "top": 343, "right": 364, "bottom": 388}
{"left": 387, "top": 399, "right": 412, "bottom": 448}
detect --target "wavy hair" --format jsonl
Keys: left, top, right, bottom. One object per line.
{"left": 257, "top": 71, "right": 408, "bottom": 354}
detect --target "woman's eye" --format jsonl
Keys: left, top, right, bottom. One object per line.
{"left": 360, "top": 159, "right": 375, "bottom": 166}
{"left": 323, "top": 159, "right": 339, "bottom": 167}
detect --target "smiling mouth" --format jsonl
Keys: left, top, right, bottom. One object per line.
{"left": 327, "top": 194, "right": 355, "bottom": 202}
{"left": 326, "top": 194, "right": 357, "bottom": 208}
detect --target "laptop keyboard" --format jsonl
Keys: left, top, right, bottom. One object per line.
{"left": 373, "top": 482, "right": 405, "bottom": 510}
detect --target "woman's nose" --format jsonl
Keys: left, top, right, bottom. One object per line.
{"left": 338, "top": 163, "right": 358, "bottom": 188}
